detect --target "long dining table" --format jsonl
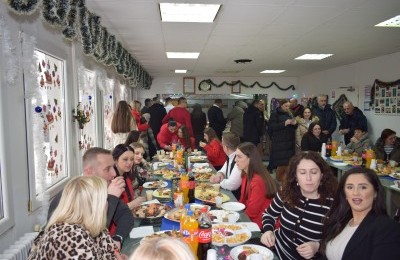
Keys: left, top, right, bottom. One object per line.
{"left": 121, "top": 155, "right": 278, "bottom": 259}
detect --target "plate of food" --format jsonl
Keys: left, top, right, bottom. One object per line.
{"left": 230, "top": 244, "right": 274, "bottom": 260}
{"left": 189, "top": 156, "right": 208, "bottom": 163}
{"left": 141, "top": 230, "right": 182, "bottom": 243}
{"left": 209, "top": 210, "right": 240, "bottom": 223}
{"left": 329, "top": 156, "right": 344, "bottom": 162}
{"left": 164, "top": 203, "right": 210, "bottom": 222}
{"left": 221, "top": 202, "right": 246, "bottom": 212}
{"left": 132, "top": 203, "right": 171, "bottom": 223}
{"left": 195, "top": 189, "right": 230, "bottom": 205}
{"left": 196, "top": 183, "right": 214, "bottom": 190}
{"left": 194, "top": 172, "right": 213, "bottom": 182}
{"left": 331, "top": 161, "right": 348, "bottom": 167}
{"left": 153, "top": 188, "right": 172, "bottom": 198}
{"left": 212, "top": 224, "right": 251, "bottom": 247}
{"left": 143, "top": 180, "right": 168, "bottom": 189}
{"left": 389, "top": 172, "right": 400, "bottom": 179}
{"left": 192, "top": 167, "right": 213, "bottom": 173}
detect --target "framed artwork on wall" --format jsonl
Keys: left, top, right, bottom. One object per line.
{"left": 231, "top": 83, "right": 241, "bottom": 94}
{"left": 183, "top": 77, "right": 195, "bottom": 94}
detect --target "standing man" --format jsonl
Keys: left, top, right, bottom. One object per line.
{"left": 148, "top": 96, "right": 167, "bottom": 144}
{"left": 289, "top": 97, "right": 304, "bottom": 117}
{"left": 164, "top": 97, "right": 175, "bottom": 113}
{"left": 209, "top": 132, "right": 242, "bottom": 199}
{"left": 208, "top": 99, "right": 227, "bottom": 140}
{"left": 227, "top": 100, "right": 247, "bottom": 140}
{"left": 339, "top": 101, "right": 368, "bottom": 145}
{"left": 162, "top": 97, "right": 193, "bottom": 136}
{"left": 312, "top": 94, "right": 337, "bottom": 138}
{"left": 140, "top": 98, "right": 153, "bottom": 114}
{"left": 243, "top": 99, "right": 264, "bottom": 146}
{"left": 48, "top": 148, "right": 134, "bottom": 250}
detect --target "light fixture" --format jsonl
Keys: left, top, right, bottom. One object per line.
{"left": 175, "top": 69, "right": 187, "bottom": 73}
{"left": 160, "top": 3, "right": 221, "bottom": 23}
{"left": 295, "top": 54, "right": 333, "bottom": 60}
{"left": 375, "top": 15, "right": 400, "bottom": 27}
{"left": 260, "top": 70, "right": 286, "bottom": 74}
{"left": 166, "top": 52, "right": 200, "bottom": 59}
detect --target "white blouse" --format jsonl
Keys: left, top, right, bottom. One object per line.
{"left": 325, "top": 222, "right": 358, "bottom": 260}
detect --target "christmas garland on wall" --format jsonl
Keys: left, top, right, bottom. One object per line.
{"left": 198, "top": 79, "right": 295, "bottom": 91}
{"left": 6, "top": 0, "right": 152, "bottom": 89}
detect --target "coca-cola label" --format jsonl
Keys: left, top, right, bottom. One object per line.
{"left": 198, "top": 229, "right": 211, "bottom": 243}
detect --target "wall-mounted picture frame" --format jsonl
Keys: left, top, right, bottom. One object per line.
{"left": 183, "top": 77, "right": 195, "bottom": 94}
{"left": 231, "top": 83, "right": 241, "bottom": 94}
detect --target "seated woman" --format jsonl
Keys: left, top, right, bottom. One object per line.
{"left": 320, "top": 168, "right": 400, "bottom": 259}
{"left": 28, "top": 176, "right": 124, "bottom": 259}
{"left": 261, "top": 151, "right": 337, "bottom": 260}
{"left": 373, "top": 128, "right": 400, "bottom": 165}
{"left": 112, "top": 144, "right": 146, "bottom": 210}
{"left": 295, "top": 107, "right": 319, "bottom": 151}
{"left": 199, "top": 127, "right": 225, "bottom": 170}
{"left": 235, "top": 142, "right": 277, "bottom": 228}
{"left": 130, "top": 237, "right": 195, "bottom": 260}
{"left": 301, "top": 122, "right": 328, "bottom": 152}
{"left": 177, "top": 125, "right": 195, "bottom": 152}
{"left": 346, "top": 126, "right": 372, "bottom": 156}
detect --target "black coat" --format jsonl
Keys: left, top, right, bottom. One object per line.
{"left": 148, "top": 103, "right": 167, "bottom": 140}
{"left": 301, "top": 133, "right": 328, "bottom": 152}
{"left": 339, "top": 107, "right": 368, "bottom": 145}
{"left": 207, "top": 105, "right": 226, "bottom": 138}
{"left": 312, "top": 104, "right": 337, "bottom": 136}
{"left": 243, "top": 105, "right": 264, "bottom": 145}
{"left": 269, "top": 108, "right": 297, "bottom": 166}
{"left": 191, "top": 112, "right": 207, "bottom": 136}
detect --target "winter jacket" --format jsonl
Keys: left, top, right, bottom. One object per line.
{"left": 295, "top": 116, "right": 319, "bottom": 148}
{"left": 148, "top": 103, "right": 167, "bottom": 139}
{"left": 227, "top": 101, "right": 247, "bottom": 137}
{"left": 373, "top": 137, "right": 400, "bottom": 162}
{"left": 207, "top": 105, "right": 227, "bottom": 139}
{"left": 243, "top": 105, "right": 264, "bottom": 145}
{"left": 339, "top": 107, "right": 368, "bottom": 145}
{"left": 312, "top": 104, "right": 337, "bottom": 136}
{"left": 301, "top": 133, "right": 328, "bottom": 152}
{"left": 346, "top": 132, "right": 372, "bottom": 156}
{"left": 156, "top": 122, "right": 180, "bottom": 149}
{"left": 269, "top": 107, "right": 297, "bottom": 166}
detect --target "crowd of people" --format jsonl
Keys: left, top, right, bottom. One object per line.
{"left": 29, "top": 95, "right": 400, "bottom": 260}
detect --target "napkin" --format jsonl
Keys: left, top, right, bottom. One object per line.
{"left": 193, "top": 163, "right": 209, "bottom": 168}
{"left": 141, "top": 199, "right": 160, "bottom": 205}
{"left": 129, "top": 226, "right": 154, "bottom": 238}
{"left": 238, "top": 222, "right": 261, "bottom": 232}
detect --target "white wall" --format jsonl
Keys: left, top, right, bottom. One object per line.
{"left": 298, "top": 52, "right": 400, "bottom": 142}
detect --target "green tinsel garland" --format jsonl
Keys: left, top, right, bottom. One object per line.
{"left": 62, "top": 0, "right": 78, "bottom": 39}
{"left": 79, "top": 7, "right": 92, "bottom": 55}
{"left": 7, "top": 0, "right": 40, "bottom": 15}
{"left": 41, "top": 0, "right": 69, "bottom": 26}
{"left": 198, "top": 79, "right": 295, "bottom": 91}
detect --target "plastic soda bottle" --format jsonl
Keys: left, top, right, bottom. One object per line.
{"left": 180, "top": 172, "right": 189, "bottom": 204}
{"left": 331, "top": 140, "right": 338, "bottom": 157}
{"left": 181, "top": 209, "right": 199, "bottom": 256}
{"left": 188, "top": 170, "right": 196, "bottom": 203}
{"left": 366, "top": 147, "right": 375, "bottom": 169}
{"left": 197, "top": 207, "right": 212, "bottom": 260}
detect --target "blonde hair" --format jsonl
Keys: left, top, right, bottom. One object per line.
{"left": 129, "top": 238, "right": 195, "bottom": 260}
{"left": 46, "top": 176, "right": 108, "bottom": 237}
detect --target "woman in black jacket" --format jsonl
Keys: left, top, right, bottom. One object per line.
{"left": 301, "top": 122, "right": 328, "bottom": 152}
{"left": 269, "top": 99, "right": 297, "bottom": 181}
{"left": 191, "top": 103, "right": 207, "bottom": 148}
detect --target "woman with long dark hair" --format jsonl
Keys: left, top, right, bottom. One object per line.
{"left": 177, "top": 125, "right": 195, "bottom": 151}
{"left": 199, "top": 127, "right": 225, "bottom": 170}
{"left": 191, "top": 103, "right": 207, "bottom": 148}
{"left": 301, "top": 122, "right": 328, "bottom": 152}
{"left": 319, "top": 168, "right": 400, "bottom": 259}
{"left": 261, "top": 151, "right": 337, "bottom": 260}
{"left": 235, "top": 142, "right": 277, "bottom": 228}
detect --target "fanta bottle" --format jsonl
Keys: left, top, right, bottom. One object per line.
{"left": 181, "top": 209, "right": 199, "bottom": 256}
{"left": 366, "top": 147, "right": 375, "bottom": 169}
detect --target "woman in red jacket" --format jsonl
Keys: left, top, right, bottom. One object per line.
{"left": 235, "top": 142, "right": 277, "bottom": 228}
{"left": 199, "top": 127, "right": 225, "bottom": 170}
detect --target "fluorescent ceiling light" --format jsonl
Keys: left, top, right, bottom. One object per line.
{"left": 375, "top": 15, "right": 400, "bottom": 27}
{"left": 295, "top": 54, "right": 333, "bottom": 60}
{"left": 160, "top": 3, "right": 221, "bottom": 23}
{"left": 166, "top": 52, "right": 199, "bottom": 59}
{"left": 175, "top": 70, "right": 187, "bottom": 73}
{"left": 260, "top": 70, "right": 286, "bottom": 74}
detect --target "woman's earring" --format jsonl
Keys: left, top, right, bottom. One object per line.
{"left": 296, "top": 182, "right": 299, "bottom": 186}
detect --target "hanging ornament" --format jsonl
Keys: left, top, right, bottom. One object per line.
{"left": 38, "top": 62, "right": 42, "bottom": 72}
{"left": 109, "top": 95, "right": 112, "bottom": 99}
{"left": 35, "top": 106, "right": 42, "bottom": 113}
{"left": 55, "top": 135, "right": 58, "bottom": 143}
{"left": 54, "top": 64, "right": 57, "bottom": 72}
{"left": 88, "top": 95, "right": 92, "bottom": 100}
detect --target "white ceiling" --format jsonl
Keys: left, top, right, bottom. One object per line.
{"left": 86, "top": 0, "right": 400, "bottom": 78}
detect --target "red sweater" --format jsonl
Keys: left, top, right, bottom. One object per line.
{"left": 162, "top": 107, "right": 193, "bottom": 136}
{"left": 131, "top": 109, "right": 149, "bottom": 132}
{"left": 179, "top": 137, "right": 195, "bottom": 151}
{"left": 240, "top": 173, "right": 273, "bottom": 228}
{"left": 157, "top": 123, "right": 180, "bottom": 149}
{"left": 203, "top": 139, "right": 225, "bottom": 167}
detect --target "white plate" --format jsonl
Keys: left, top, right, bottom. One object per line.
{"left": 153, "top": 188, "right": 172, "bottom": 198}
{"left": 230, "top": 244, "right": 274, "bottom": 260}
{"left": 212, "top": 224, "right": 251, "bottom": 247}
{"left": 331, "top": 161, "right": 348, "bottom": 167}
{"left": 143, "top": 181, "right": 168, "bottom": 189}
{"left": 209, "top": 210, "right": 240, "bottom": 223}
{"left": 221, "top": 202, "right": 246, "bottom": 211}
{"left": 389, "top": 173, "right": 400, "bottom": 179}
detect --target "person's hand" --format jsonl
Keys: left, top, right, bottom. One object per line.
{"left": 285, "top": 119, "right": 292, "bottom": 126}
{"left": 108, "top": 176, "right": 125, "bottom": 198}
{"left": 199, "top": 141, "right": 206, "bottom": 148}
{"left": 350, "top": 136, "right": 359, "bottom": 143}
{"left": 296, "top": 241, "right": 320, "bottom": 259}
{"left": 115, "top": 250, "right": 128, "bottom": 260}
{"left": 164, "top": 145, "right": 172, "bottom": 151}
{"left": 260, "top": 231, "right": 275, "bottom": 248}
{"left": 128, "top": 196, "right": 146, "bottom": 210}
{"left": 291, "top": 119, "right": 297, "bottom": 125}
{"left": 114, "top": 240, "right": 121, "bottom": 250}
{"left": 339, "top": 129, "right": 350, "bottom": 134}
{"left": 322, "top": 130, "right": 329, "bottom": 135}
{"left": 210, "top": 173, "right": 224, "bottom": 183}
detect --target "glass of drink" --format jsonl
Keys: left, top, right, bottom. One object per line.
{"left": 215, "top": 196, "right": 223, "bottom": 208}
{"left": 146, "top": 190, "right": 153, "bottom": 201}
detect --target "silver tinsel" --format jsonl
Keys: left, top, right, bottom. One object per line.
{"left": 0, "top": 12, "right": 19, "bottom": 87}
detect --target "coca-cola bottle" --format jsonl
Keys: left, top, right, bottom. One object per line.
{"left": 197, "top": 207, "right": 212, "bottom": 260}
{"left": 188, "top": 170, "right": 195, "bottom": 203}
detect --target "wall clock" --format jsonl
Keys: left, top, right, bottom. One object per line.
{"left": 199, "top": 80, "right": 211, "bottom": 91}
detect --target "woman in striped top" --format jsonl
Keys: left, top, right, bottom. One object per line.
{"left": 261, "top": 151, "right": 337, "bottom": 260}
{"left": 373, "top": 128, "right": 400, "bottom": 165}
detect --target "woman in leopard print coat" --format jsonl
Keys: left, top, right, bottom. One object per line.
{"left": 28, "top": 176, "right": 122, "bottom": 259}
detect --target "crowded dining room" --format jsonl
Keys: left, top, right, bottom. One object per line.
{"left": 1, "top": 0, "right": 400, "bottom": 259}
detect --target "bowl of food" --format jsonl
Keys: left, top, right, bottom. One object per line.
{"left": 132, "top": 203, "right": 171, "bottom": 224}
